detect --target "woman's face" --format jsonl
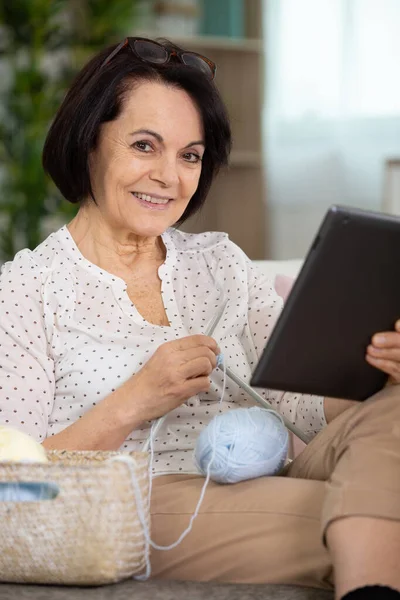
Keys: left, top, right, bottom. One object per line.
{"left": 88, "top": 80, "right": 205, "bottom": 238}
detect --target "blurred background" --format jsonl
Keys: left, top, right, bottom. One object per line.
{"left": 0, "top": 0, "right": 400, "bottom": 263}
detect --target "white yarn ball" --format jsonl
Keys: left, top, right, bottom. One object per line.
{"left": 0, "top": 426, "right": 48, "bottom": 464}
{"left": 194, "top": 407, "right": 289, "bottom": 484}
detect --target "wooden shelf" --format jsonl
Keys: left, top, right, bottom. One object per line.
{"left": 229, "top": 150, "right": 262, "bottom": 167}
{"left": 133, "top": 32, "right": 262, "bottom": 53}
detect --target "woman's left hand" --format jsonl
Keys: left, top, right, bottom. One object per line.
{"left": 366, "top": 319, "right": 400, "bottom": 384}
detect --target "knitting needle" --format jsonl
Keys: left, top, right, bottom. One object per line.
{"left": 222, "top": 365, "right": 311, "bottom": 444}
{"left": 143, "top": 299, "right": 229, "bottom": 452}
{"left": 203, "top": 301, "right": 311, "bottom": 443}
{"left": 204, "top": 298, "right": 229, "bottom": 337}
{"left": 202, "top": 300, "right": 311, "bottom": 443}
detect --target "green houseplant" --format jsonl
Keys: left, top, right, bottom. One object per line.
{"left": 0, "top": 0, "right": 138, "bottom": 261}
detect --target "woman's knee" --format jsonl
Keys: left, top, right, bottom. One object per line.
{"left": 363, "top": 383, "right": 400, "bottom": 426}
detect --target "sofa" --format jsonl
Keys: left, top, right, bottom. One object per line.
{"left": 0, "top": 259, "right": 334, "bottom": 600}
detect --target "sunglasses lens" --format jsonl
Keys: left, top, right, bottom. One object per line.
{"left": 134, "top": 40, "right": 168, "bottom": 64}
{"left": 181, "top": 53, "right": 214, "bottom": 79}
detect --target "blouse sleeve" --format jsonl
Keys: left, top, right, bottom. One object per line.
{"left": 245, "top": 257, "right": 327, "bottom": 439}
{"left": 0, "top": 252, "right": 55, "bottom": 441}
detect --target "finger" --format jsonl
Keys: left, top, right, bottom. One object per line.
{"left": 395, "top": 320, "right": 400, "bottom": 332}
{"left": 170, "top": 335, "right": 220, "bottom": 354}
{"left": 184, "top": 375, "right": 211, "bottom": 396}
{"left": 365, "top": 355, "right": 400, "bottom": 380}
{"left": 181, "top": 356, "right": 215, "bottom": 379}
{"left": 366, "top": 345, "right": 400, "bottom": 361}
{"left": 180, "top": 346, "right": 217, "bottom": 369}
{"left": 371, "top": 331, "right": 400, "bottom": 348}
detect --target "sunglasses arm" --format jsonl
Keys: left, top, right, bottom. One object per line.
{"left": 100, "top": 38, "right": 129, "bottom": 69}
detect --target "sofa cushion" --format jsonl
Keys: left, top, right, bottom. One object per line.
{"left": 253, "top": 259, "right": 303, "bottom": 280}
{"left": 274, "top": 274, "right": 295, "bottom": 301}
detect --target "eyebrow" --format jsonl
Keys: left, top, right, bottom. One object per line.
{"left": 129, "top": 129, "right": 205, "bottom": 148}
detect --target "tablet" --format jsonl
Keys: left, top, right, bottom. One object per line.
{"left": 250, "top": 205, "right": 400, "bottom": 401}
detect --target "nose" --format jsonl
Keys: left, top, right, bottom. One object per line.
{"left": 149, "top": 153, "right": 179, "bottom": 189}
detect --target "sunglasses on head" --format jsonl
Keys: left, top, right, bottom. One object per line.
{"left": 101, "top": 37, "right": 216, "bottom": 80}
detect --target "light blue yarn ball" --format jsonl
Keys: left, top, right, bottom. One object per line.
{"left": 194, "top": 407, "right": 289, "bottom": 484}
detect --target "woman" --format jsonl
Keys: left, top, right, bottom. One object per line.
{"left": 0, "top": 38, "right": 399, "bottom": 600}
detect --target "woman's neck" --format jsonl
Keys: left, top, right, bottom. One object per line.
{"left": 67, "top": 207, "right": 166, "bottom": 277}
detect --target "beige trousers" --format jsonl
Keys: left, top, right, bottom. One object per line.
{"left": 149, "top": 385, "right": 400, "bottom": 589}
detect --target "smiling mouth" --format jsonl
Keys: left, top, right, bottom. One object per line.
{"left": 132, "top": 192, "right": 171, "bottom": 205}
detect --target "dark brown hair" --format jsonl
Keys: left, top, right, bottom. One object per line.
{"left": 42, "top": 39, "right": 232, "bottom": 224}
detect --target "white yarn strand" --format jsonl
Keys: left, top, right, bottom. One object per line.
{"left": 148, "top": 358, "right": 227, "bottom": 552}
{"left": 146, "top": 358, "right": 228, "bottom": 552}
{"left": 108, "top": 359, "right": 228, "bottom": 580}
{"left": 107, "top": 454, "right": 152, "bottom": 581}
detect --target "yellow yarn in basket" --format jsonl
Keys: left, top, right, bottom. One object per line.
{"left": 0, "top": 426, "right": 48, "bottom": 463}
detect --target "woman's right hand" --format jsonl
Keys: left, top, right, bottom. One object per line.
{"left": 126, "top": 335, "right": 220, "bottom": 423}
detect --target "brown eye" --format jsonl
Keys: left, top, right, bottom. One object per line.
{"left": 132, "top": 141, "right": 152, "bottom": 152}
{"left": 183, "top": 152, "right": 202, "bottom": 163}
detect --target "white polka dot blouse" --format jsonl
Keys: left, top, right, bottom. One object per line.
{"left": 0, "top": 226, "right": 326, "bottom": 475}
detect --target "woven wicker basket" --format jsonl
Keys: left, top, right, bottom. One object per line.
{"left": 0, "top": 450, "right": 150, "bottom": 586}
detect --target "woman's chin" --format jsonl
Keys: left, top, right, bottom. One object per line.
{"left": 120, "top": 215, "right": 176, "bottom": 238}
{"left": 120, "top": 205, "right": 185, "bottom": 237}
